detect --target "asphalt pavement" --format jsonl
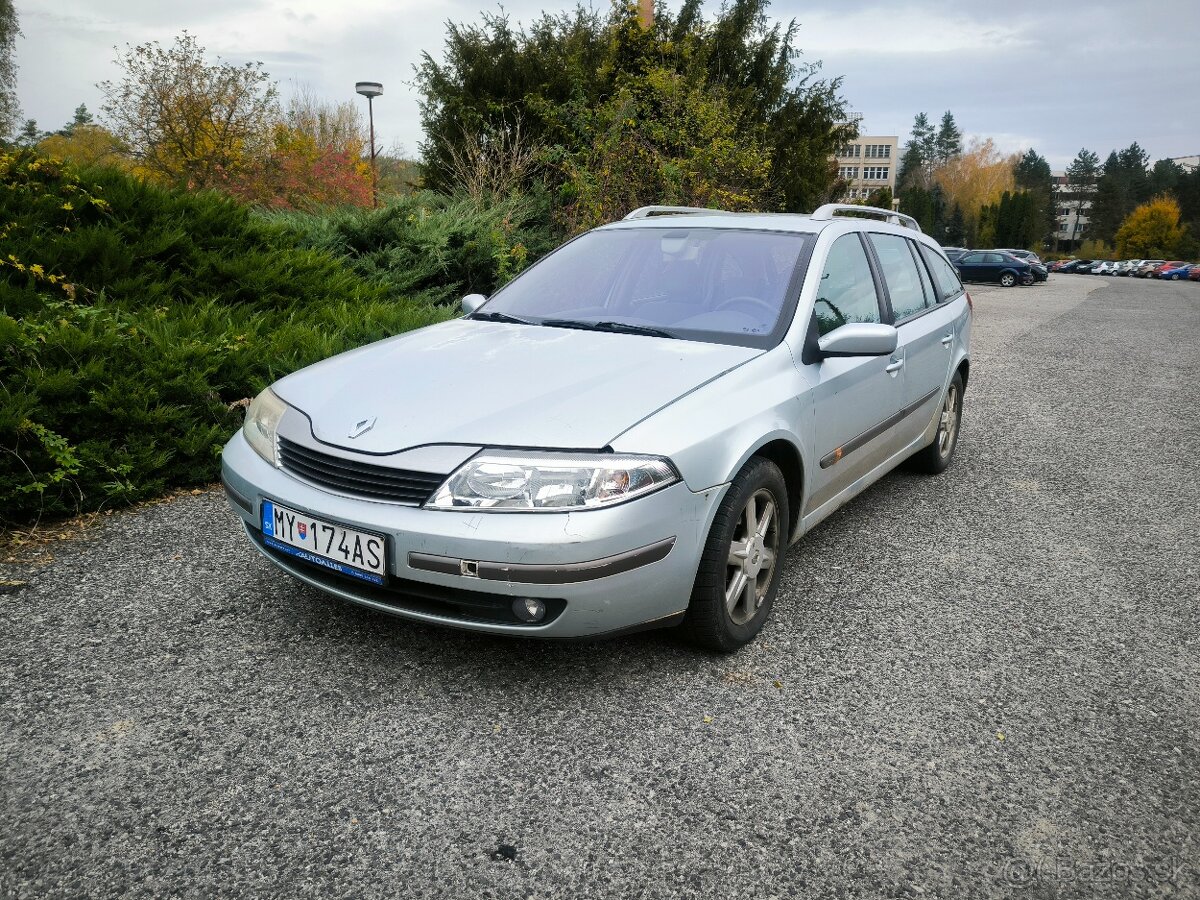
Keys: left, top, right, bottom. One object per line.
{"left": 2, "top": 274, "right": 1198, "bottom": 899}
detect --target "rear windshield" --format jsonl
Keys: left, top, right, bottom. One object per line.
{"left": 477, "top": 227, "right": 813, "bottom": 348}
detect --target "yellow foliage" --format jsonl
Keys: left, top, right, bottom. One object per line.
{"left": 1115, "top": 195, "right": 1187, "bottom": 258}
{"left": 38, "top": 126, "right": 130, "bottom": 171}
{"left": 933, "top": 138, "right": 1018, "bottom": 218}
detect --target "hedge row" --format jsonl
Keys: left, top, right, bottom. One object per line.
{"left": 0, "top": 151, "right": 467, "bottom": 525}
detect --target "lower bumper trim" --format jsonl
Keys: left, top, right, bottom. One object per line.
{"left": 408, "top": 537, "right": 676, "bottom": 585}
{"left": 222, "top": 475, "right": 253, "bottom": 515}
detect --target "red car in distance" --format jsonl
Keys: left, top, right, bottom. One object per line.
{"left": 1188, "top": 265, "right": 1200, "bottom": 282}
{"left": 1151, "top": 261, "right": 1187, "bottom": 278}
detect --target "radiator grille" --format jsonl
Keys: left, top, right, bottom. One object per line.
{"left": 277, "top": 436, "right": 445, "bottom": 505}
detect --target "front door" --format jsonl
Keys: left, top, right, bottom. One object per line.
{"left": 866, "top": 233, "right": 956, "bottom": 447}
{"left": 801, "top": 233, "right": 905, "bottom": 515}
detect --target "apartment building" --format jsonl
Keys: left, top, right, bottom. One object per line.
{"left": 1052, "top": 173, "right": 1094, "bottom": 248}
{"left": 833, "top": 135, "right": 899, "bottom": 201}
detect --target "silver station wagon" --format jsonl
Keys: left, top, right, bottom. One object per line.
{"left": 222, "top": 204, "right": 972, "bottom": 652}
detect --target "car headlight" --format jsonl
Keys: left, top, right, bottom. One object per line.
{"left": 427, "top": 452, "right": 678, "bottom": 511}
{"left": 243, "top": 387, "right": 287, "bottom": 466}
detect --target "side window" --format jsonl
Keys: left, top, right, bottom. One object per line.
{"left": 960, "top": 253, "right": 982, "bottom": 264}
{"left": 813, "top": 234, "right": 881, "bottom": 336}
{"left": 918, "top": 244, "right": 966, "bottom": 302}
{"left": 868, "top": 233, "right": 928, "bottom": 321}
{"left": 908, "top": 240, "right": 936, "bottom": 307}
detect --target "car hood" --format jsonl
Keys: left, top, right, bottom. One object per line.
{"left": 272, "top": 319, "right": 761, "bottom": 453}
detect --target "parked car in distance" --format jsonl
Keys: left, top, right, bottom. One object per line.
{"left": 1188, "top": 265, "right": 1200, "bottom": 282}
{"left": 992, "top": 249, "right": 1047, "bottom": 281}
{"left": 1156, "top": 262, "right": 1192, "bottom": 280}
{"left": 1092, "top": 261, "right": 1119, "bottom": 275}
{"left": 1112, "top": 260, "right": 1138, "bottom": 275}
{"left": 998, "top": 249, "right": 1044, "bottom": 265}
{"left": 954, "top": 250, "right": 1033, "bottom": 286}
{"left": 1133, "top": 260, "right": 1166, "bottom": 277}
{"left": 221, "top": 203, "right": 972, "bottom": 652}
{"left": 1047, "top": 259, "right": 1076, "bottom": 272}
{"left": 1057, "top": 260, "right": 1093, "bottom": 273}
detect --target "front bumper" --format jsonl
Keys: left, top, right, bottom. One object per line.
{"left": 221, "top": 432, "right": 727, "bottom": 638}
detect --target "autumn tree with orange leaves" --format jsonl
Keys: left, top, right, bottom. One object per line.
{"left": 99, "top": 38, "right": 371, "bottom": 209}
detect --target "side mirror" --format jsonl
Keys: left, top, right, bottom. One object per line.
{"left": 818, "top": 323, "right": 898, "bottom": 358}
{"left": 461, "top": 293, "right": 486, "bottom": 315}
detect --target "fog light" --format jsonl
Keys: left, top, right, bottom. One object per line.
{"left": 512, "top": 597, "right": 546, "bottom": 623}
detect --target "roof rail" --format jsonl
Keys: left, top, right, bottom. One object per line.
{"left": 810, "top": 203, "right": 922, "bottom": 233}
{"left": 623, "top": 205, "right": 735, "bottom": 220}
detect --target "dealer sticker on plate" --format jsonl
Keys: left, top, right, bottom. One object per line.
{"left": 261, "top": 500, "right": 387, "bottom": 585}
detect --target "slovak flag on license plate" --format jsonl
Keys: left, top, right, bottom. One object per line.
{"left": 298, "top": 523, "right": 307, "bottom": 539}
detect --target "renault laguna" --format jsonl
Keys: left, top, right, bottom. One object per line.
{"left": 222, "top": 204, "right": 971, "bottom": 652}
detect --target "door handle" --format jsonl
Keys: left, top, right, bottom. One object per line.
{"left": 885, "top": 358, "right": 904, "bottom": 373}
{"left": 941, "top": 334, "right": 953, "bottom": 346}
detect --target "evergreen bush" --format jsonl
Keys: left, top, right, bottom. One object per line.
{"left": 0, "top": 150, "right": 453, "bottom": 525}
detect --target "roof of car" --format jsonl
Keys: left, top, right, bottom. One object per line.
{"left": 600, "top": 212, "right": 821, "bottom": 233}
{"left": 598, "top": 209, "right": 932, "bottom": 241}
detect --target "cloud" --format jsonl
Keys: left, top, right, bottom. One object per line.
{"left": 11, "top": 0, "right": 1200, "bottom": 170}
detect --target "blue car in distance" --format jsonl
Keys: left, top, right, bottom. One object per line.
{"left": 1160, "top": 263, "right": 1195, "bottom": 281}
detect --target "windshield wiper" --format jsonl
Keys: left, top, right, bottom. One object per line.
{"left": 541, "top": 319, "right": 677, "bottom": 339}
{"left": 469, "top": 310, "right": 534, "bottom": 325}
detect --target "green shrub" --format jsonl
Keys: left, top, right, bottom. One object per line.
{"left": 0, "top": 150, "right": 453, "bottom": 525}
{"left": 267, "top": 188, "right": 559, "bottom": 304}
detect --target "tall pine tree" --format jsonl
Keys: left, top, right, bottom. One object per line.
{"left": 1013, "top": 148, "right": 1055, "bottom": 246}
{"left": 934, "top": 110, "right": 963, "bottom": 164}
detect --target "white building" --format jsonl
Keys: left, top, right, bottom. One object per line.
{"left": 1052, "top": 173, "right": 1094, "bottom": 249}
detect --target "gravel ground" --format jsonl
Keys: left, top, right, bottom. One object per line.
{"left": 2, "top": 275, "right": 1198, "bottom": 899}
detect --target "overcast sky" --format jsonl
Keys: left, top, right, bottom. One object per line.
{"left": 15, "top": 0, "right": 1200, "bottom": 171}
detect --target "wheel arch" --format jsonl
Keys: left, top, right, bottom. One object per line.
{"left": 746, "top": 437, "right": 805, "bottom": 542}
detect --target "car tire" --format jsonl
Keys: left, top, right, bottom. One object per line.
{"left": 681, "top": 456, "right": 789, "bottom": 653}
{"left": 909, "top": 371, "right": 964, "bottom": 475}
{"left": 1000, "top": 272, "right": 1017, "bottom": 287}
{"left": 1171, "top": 274, "right": 1181, "bottom": 280}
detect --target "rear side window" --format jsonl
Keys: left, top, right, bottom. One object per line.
{"left": 918, "top": 244, "right": 966, "bottom": 302}
{"left": 909, "top": 241, "right": 936, "bottom": 307}
{"left": 868, "top": 233, "right": 928, "bottom": 321}
{"left": 813, "top": 234, "right": 880, "bottom": 336}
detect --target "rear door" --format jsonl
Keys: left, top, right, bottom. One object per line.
{"left": 802, "top": 233, "right": 905, "bottom": 514}
{"left": 866, "top": 233, "right": 957, "bottom": 448}
{"left": 956, "top": 252, "right": 985, "bottom": 281}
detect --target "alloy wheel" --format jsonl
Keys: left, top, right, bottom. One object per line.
{"left": 938, "top": 383, "right": 960, "bottom": 458}
{"left": 725, "top": 489, "right": 780, "bottom": 626}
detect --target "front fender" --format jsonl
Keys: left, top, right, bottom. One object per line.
{"left": 608, "top": 345, "right": 813, "bottom": 494}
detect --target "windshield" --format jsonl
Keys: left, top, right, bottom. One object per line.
{"left": 475, "top": 227, "right": 813, "bottom": 347}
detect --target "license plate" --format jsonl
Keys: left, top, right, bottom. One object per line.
{"left": 261, "top": 500, "right": 387, "bottom": 585}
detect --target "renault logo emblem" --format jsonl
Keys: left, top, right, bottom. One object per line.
{"left": 348, "top": 416, "right": 377, "bottom": 439}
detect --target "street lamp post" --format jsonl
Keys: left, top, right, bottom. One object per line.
{"left": 355, "top": 81, "right": 383, "bottom": 208}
